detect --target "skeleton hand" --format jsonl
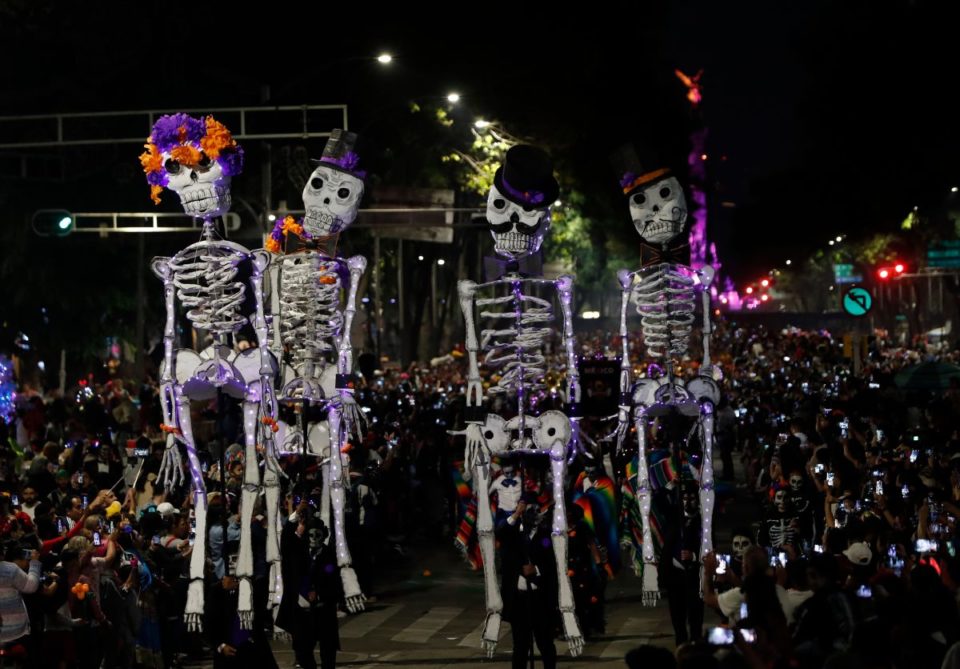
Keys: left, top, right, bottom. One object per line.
{"left": 340, "top": 566, "right": 366, "bottom": 613}
{"left": 480, "top": 611, "right": 501, "bottom": 657}
{"left": 603, "top": 407, "right": 631, "bottom": 449}
{"left": 561, "top": 610, "right": 584, "bottom": 657}
{"left": 158, "top": 440, "right": 184, "bottom": 490}
{"left": 464, "top": 423, "right": 488, "bottom": 472}
{"left": 339, "top": 393, "right": 367, "bottom": 441}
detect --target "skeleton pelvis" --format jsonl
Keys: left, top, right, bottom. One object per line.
{"left": 280, "top": 365, "right": 336, "bottom": 401}
{"left": 276, "top": 419, "right": 331, "bottom": 457}
{"left": 233, "top": 347, "right": 279, "bottom": 387}
{"left": 166, "top": 347, "right": 246, "bottom": 400}
{"left": 632, "top": 378, "right": 699, "bottom": 416}
{"left": 490, "top": 410, "right": 571, "bottom": 453}
{"left": 685, "top": 375, "right": 720, "bottom": 407}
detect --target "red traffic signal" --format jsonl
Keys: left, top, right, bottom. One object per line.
{"left": 894, "top": 263, "right": 905, "bottom": 274}
{"left": 877, "top": 268, "right": 890, "bottom": 280}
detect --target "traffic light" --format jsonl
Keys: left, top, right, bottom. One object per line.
{"left": 31, "top": 209, "right": 74, "bottom": 237}
{"left": 877, "top": 262, "right": 906, "bottom": 280}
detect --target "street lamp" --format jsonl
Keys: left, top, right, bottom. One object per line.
{"left": 785, "top": 259, "right": 792, "bottom": 266}
{"left": 474, "top": 119, "right": 491, "bottom": 129}
{"left": 446, "top": 92, "right": 461, "bottom": 103}
{"left": 377, "top": 53, "right": 393, "bottom": 64}
{"left": 437, "top": 258, "right": 446, "bottom": 266}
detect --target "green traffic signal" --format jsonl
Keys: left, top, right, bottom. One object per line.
{"left": 31, "top": 209, "right": 74, "bottom": 237}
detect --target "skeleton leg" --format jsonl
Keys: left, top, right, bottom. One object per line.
{"left": 549, "top": 437, "right": 584, "bottom": 657}
{"left": 472, "top": 451, "right": 502, "bottom": 657}
{"left": 699, "top": 403, "right": 716, "bottom": 592}
{"left": 177, "top": 389, "right": 208, "bottom": 632}
{"left": 236, "top": 395, "right": 261, "bottom": 628}
{"left": 634, "top": 405, "right": 659, "bottom": 606}
{"left": 327, "top": 407, "right": 366, "bottom": 612}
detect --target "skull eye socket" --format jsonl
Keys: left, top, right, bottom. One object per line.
{"left": 492, "top": 198, "right": 507, "bottom": 210}
{"left": 337, "top": 187, "right": 351, "bottom": 199}
{"left": 659, "top": 186, "right": 671, "bottom": 199}
{"left": 484, "top": 430, "right": 495, "bottom": 440}
{"left": 632, "top": 193, "right": 646, "bottom": 206}
{"left": 164, "top": 159, "right": 181, "bottom": 175}
{"left": 196, "top": 152, "right": 212, "bottom": 171}
{"left": 310, "top": 177, "right": 324, "bottom": 190}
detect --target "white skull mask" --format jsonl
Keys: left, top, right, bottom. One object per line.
{"left": 163, "top": 152, "right": 232, "bottom": 218}
{"left": 789, "top": 474, "right": 804, "bottom": 491}
{"left": 732, "top": 534, "right": 753, "bottom": 559}
{"left": 774, "top": 489, "right": 787, "bottom": 513}
{"left": 487, "top": 184, "right": 551, "bottom": 259}
{"left": 301, "top": 165, "right": 364, "bottom": 237}
{"left": 629, "top": 176, "right": 687, "bottom": 245}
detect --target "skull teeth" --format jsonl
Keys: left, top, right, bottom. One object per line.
{"left": 494, "top": 232, "right": 533, "bottom": 253}
{"left": 304, "top": 208, "right": 341, "bottom": 235}
{"left": 179, "top": 186, "right": 230, "bottom": 216}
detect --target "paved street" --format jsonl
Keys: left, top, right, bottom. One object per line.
{"left": 187, "top": 453, "right": 749, "bottom": 668}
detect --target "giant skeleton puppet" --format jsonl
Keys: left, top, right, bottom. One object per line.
{"left": 455, "top": 145, "right": 584, "bottom": 656}
{"left": 265, "top": 130, "right": 367, "bottom": 613}
{"left": 140, "top": 114, "right": 281, "bottom": 630}
{"left": 611, "top": 147, "right": 719, "bottom": 605}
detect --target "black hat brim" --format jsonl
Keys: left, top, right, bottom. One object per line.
{"left": 493, "top": 166, "right": 559, "bottom": 210}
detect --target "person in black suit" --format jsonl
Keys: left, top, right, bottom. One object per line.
{"left": 276, "top": 495, "right": 342, "bottom": 669}
{"left": 498, "top": 491, "right": 559, "bottom": 669}
{"left": 660, "top": 480, "right": 704, "bottom": 645}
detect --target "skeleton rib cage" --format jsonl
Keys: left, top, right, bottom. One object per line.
{"left": 631, "top": 262, "right": 696, "bottom": 359}
{"left": 278, "top": 253, "right": 344, "bottom": 370}
{"left": 477, "top": 289, "right": 553, "bottom": 399}
{"left": 169, "top": 239, "right": 249, "bottom": 334}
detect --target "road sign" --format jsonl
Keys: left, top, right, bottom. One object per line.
{"left": 843, "top": 287, "right": 873, "bottom": 317}
{"left": 927, "top": 240, "right": 960, "bottom": 269}
{"left": 833, "top": 263, "right": 863, "bottom": 284}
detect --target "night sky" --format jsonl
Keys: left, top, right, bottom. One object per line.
{"left": 4, "top": 0, "right": 960, "bottom": 283}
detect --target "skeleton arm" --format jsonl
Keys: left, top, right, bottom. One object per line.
{"left": 556, "top": 275, "right": 580, "bottom": 408}
{"left": 611, "top": 270, "right": 635, "bottom": 449}
{"left": 150, "top": 258, "right": 185, "bottom": 490}
{"left": 697, "top": 266, "right": 716, "bottom": 370}
{"left": 335, "top": 255, "right": 367, "bottom": 439}
{"left": 457, "top": 280, "right": 486, "bottom": 477}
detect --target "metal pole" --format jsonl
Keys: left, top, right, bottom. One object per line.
{"left": 431, "top": 262, "right": 437, "bottom": 328}
{"left": 374, "top": 235, "right": 382, "bottom": 360}
{"left": 135, "top": 233, "right": 146, "bottom": 383}
{"left": 398, "top": 239, "right": 404, "bottom": 331}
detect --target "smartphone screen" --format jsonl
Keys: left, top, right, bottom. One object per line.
{"left": 93, "top": 531, "right": 102, "bottom": 547}
{"left": 707, "top": 627, "right": 735, "bottom": 645}
{"left": 740, "top": 629, "right": 757, "bottom": 643}
{"left": 826, "top": 472, "right": 835, "bottom": 487}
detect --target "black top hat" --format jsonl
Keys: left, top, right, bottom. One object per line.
{"left": 311, "top": 129, "right": 366, "bottom": 179}
{"left": 610, "top": 143, "right": 672, "bottom": 196}
{"left": 493, "top": 145, "right": 559, "bottom": 209}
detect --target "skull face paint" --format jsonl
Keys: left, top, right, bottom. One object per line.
{"left": 732, "top": 534, "right": 753, "bottom": 560}
{"left": 301, "top": 165, "right": 365, "bottom": 237}
{"left": 789, "top": 473, "right": 804, "bottom": 491}
{"left": 628, "top": 176, "right": 687, "bottom": 245}
{"left": 487, "top": 184, "right": 551, "bottom": 259}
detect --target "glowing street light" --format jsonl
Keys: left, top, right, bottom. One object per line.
{"left": 785, "top": 259, "right": 792, "bottom": 266}
{"left": 474, "top": 119, "right": 491, "bottom": 129}
{"left": 836, "top": 236, "right": 843, "bottom": 242}
{"left": 377, "top": 53, "right": 393, "bottom": 64}
{"left": 953, "top": 187, "right": 958, "bottom": 193}
{"left": 446, "top": 92, "right": 461, "bottom": 103}
{"left": 829, "top": 240, "right": 835, "bottom": 246}
{"left": 437, "top": 258, "right": 446, "bottom": 266}
{"left": 417, "top": 255, "right": 424, "bottom": 261}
